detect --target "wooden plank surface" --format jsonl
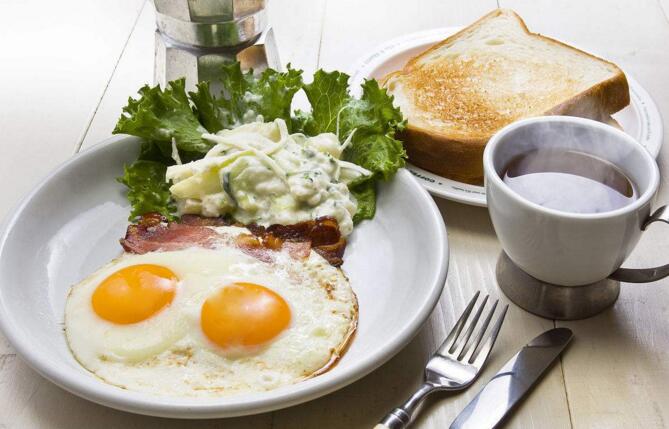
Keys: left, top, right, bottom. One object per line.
{"left": 2, "top": 0, "right": 669, "bottom": 428}
{"left": 0, "top": 0, "right": 145, "bottom": 220}
{"left": 317, "top": 0, "right": 499, "bottom": 72}
{"left": 658, "top": 0, "right": 669, "bottom": 23}
{"left": 79, "top": 1, "right": 156, "bottom": 151}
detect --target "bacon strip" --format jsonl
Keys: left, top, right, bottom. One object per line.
{"left": 179, "top": 214, "right": 232, "bottom": 227}
{"left": 282, "top": 241, "right": 313, "bottom": 260}
{"left": 120, "top": 214, "right": 347, "bottom": 266}
{"left": 313, "top": 237, "right": 346, "bottom": 267}
{"left": 246, "top": 217, "right": 345, "bottom": 266}
{"left": 120, "top": 215, "right": 219, "bottom": 254}
{"left": 233, "top": 234, "right": 276, "bottom": 263}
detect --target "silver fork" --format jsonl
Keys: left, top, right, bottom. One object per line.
{"left": 375, "top": 292, "right": 508, "bottom": 429}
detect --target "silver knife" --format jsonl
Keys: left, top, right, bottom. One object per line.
{"left": 450, "top": 327, "right": 573, "bottom": 429}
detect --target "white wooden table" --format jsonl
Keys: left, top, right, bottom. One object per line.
{"left": 2, "top": 1, "right": 669, "bottom": 427}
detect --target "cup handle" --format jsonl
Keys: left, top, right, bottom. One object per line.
{"left": 609, "top": 205, "right": 669, "bottom": 283}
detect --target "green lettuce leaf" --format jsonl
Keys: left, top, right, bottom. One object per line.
{"left": 299, "top": 72, "right": 404, "bottom": 139}
{"left": 345, "top": 131, "right": 406, "bottom": 182}
{"left": 117, "top": 160, "right": 175, "bottom": 221}
{"left": 189, "top": 63, "right": 303, "bottom": 132}
{"left": 113, "top": 79, "right": 212, "bottom": 154}
{"left": 300, "top": 70, "right": 351, "bottom": 135}
{"left": 290, "top": 109, "right": 311, "bottom": 134}
{"left": 189, "top": 81, "right": 228, "bottom": 133}
{"left": 298, "top": 70, "right": 406, "bottom": 221}
{"left": 349, "top": 179, "right": 377, "bottom": 224}
{"left": 244, "top": 65, "right": 304, "bottom": 125}
{"left": 341, "top": 79, "right": 405, "bottom": 137}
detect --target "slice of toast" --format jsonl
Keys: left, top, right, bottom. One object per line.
{"left": 382, "top": 9, "right": 630, "bottom": 185}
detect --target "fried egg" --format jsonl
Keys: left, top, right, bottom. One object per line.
{"left": 65, "top": 226, "right": 357, "bottom": 397}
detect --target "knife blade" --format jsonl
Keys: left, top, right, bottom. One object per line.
{"left": 450, "top": 327, "right": 573, "bottom": 429}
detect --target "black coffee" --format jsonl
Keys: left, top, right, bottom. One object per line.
{"left": 501, "top": 149, "right": 636, "bottom": 214}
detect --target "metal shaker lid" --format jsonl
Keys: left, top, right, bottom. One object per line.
{"left": 153, "top": 0, "right": 267, "bottom": 48}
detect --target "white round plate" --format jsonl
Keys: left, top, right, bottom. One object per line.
{"left": 350, "top": 27, "right": 664, "bottom": 207}
{"left": 0, "top": 137, "right": 448, "bottom": 418}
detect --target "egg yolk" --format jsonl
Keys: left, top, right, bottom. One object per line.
{"left": 201, "top": 282, "right": 291, "bottom": 348}
{"left": 92, "top": 264, "right": 178, "bottom": 324}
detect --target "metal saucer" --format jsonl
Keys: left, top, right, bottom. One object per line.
{"left": 496, "top": 252, "right": 620, "bottom": 320}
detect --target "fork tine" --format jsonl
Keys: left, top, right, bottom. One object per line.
{"left": 470, "top": 304, "right": 508, "bottom": 366}
{"left": 453, "top": 295, "right": 488, "bottom": 357}
{"left": 437, "top": 291, "right": 480, "bottom": 355}
{"left": 463, "top": 299, "right": 498, "bottom": 362}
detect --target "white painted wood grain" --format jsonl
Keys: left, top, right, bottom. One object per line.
{"left": 79, "top": 2, "right": 155, "bottom": 150}
{"left": 0, "top": 322, "right": 10, "bottom": 354}
{"left": 0, "top": 0, "right": 145, "bottom": 221}
{"left": 317, "top": 0, "right": 498, "bottom": 72}
{"left": 268, "top": 0, "right": 327, "bottom": 77}
{"left": 661, "top": 0, "right": 669, "bottom": 22}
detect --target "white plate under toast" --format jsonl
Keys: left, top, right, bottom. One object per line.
{"left": 0, "top": 136, "right": 448, "bottom": 418}
{"left": 350, "top": 27, "right": 664, "bottom": 207}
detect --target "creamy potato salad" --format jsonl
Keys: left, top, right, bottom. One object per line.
{"left": 165, "top": 119, "right": 371, "bottom": 236}
{"left": 113, "top": 64, "right": 406, "bottom": 231}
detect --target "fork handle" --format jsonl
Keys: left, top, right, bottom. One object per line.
{"left": 375, "top": 383, "right": 436, "bottom": 428}
{"left": 375, "top": 408, "right": 411, "bottom": 429}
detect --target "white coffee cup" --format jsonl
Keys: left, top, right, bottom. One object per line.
{"left": 484, "top": 116, "right": 663, "bottom": 286}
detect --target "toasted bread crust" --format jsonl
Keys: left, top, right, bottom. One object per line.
{"left": 403, "top": 10, "right": 627, "bottom": 83}
{"left": 544, "top": 73, "right": 630, "bottom": 120}
{"left": 384, "top": 9, "right": 630, "bottom": 185}
{"left": 401, "top": 126, "right": 487, "bottom": 185}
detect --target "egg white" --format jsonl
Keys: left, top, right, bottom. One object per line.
{"left": 65, "top": 226, "right": 357, "bottom": 397}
